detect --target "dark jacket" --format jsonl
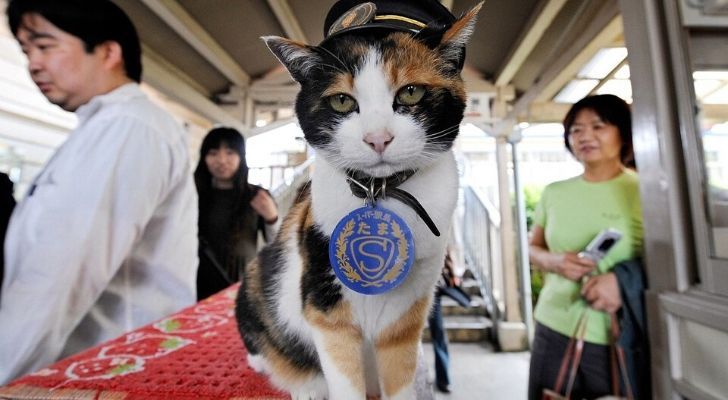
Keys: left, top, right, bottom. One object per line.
{"left": 0, "top": 173, "right": 16, "bottom": 296}
{"left": 613, "top": 258, "right": 652, "bottom": 400}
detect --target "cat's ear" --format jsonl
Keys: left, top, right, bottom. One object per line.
{"left": 438, "top": 2, "right": 484, "bottom": 69}
{"left": 262, "top": 36, "right": 322, "bottom": 83}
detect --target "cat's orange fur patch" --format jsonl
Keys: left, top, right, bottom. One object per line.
{"left": 375, "top": 297, "right": 431, "bottom": 397}
{"left": 322, "top": 73, "right": 355, "bottom": 97}
{"left": 305, "top": 301, "right": 366, "bottom": 393}
{"left": 320, "top": 43, "right": 368, "bottom": 98}
{"left": 261, "top": 341, "right": 318, "bottom": 384}
{"left": 383, "top": 34, "right": 466, "bottom": 101}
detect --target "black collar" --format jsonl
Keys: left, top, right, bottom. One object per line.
{"left": 345, "top": 169, "right": 440, "bottom": 236}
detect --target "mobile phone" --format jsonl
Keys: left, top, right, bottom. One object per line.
{"left": 578, "top": 228, "right": 622, "bottom": 263}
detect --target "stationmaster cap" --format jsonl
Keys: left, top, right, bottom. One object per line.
{"left": 322, "top": 0, "right": 457, "bottom": 46}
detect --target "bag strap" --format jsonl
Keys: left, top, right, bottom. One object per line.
{"left": 200, "top": 237, "right": 234, "bottom": 285}
{"left": 548, "top": 337, "right": 575, "bottom": 399}
{"left": 564, "top": 311, "right": 589, "bottom": 398}
{"left": 546, "top": 309, "right": 589, "bottom": 400}
{"left": 609, "top": 312, "right": 635, "bottom": 399}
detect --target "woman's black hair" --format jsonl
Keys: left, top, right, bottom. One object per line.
{"left": 563, "top": 94, "right": 635, "bottom": 168}
{"left": 194, "top": 127, "right": 252, "bottom": 204}
{"left": 7, "top": 0, "right": 142, "bottom": 82}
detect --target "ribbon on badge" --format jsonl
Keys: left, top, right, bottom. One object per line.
{"left": 329, "top": 205, "right": 414, "bottom": 295}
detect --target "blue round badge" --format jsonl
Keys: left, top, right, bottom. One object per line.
{"left": 329, "top": 205, "right": 415, "bottom": 295}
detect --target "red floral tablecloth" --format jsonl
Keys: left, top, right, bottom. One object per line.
{"left": 0, "top": 285, "right": 287, "bottom": 400}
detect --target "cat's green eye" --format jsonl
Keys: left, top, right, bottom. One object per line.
{"left": 328, "top": 94, "right": 357, "bottom": 113}
{"left": 396, "top": 85, "right": 426, "bottom": 106}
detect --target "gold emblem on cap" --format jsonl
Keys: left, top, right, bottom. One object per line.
{"left": 328, "top": 2, "right": 377, "bottom": 37}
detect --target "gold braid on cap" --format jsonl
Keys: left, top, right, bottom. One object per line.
{"left": 374, "top": 14, "right": 427, "bottom": 28}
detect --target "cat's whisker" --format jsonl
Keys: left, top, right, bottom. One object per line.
{"left": 316, "top": 46, "right": 353, "bottom": 75}
{"left": 423, "top": 141, "right": 449, "bottom": 150}
{"left": 420, "top": 146, "right": 448, "bottom": 158}
{"left": 428, "top": 123, "right": 460, "bottom": 133}
{"left": 423, "top": 130, "right": 459, "bottom": 142}
{"left": 330, "top": 156, "right": 356, "bottom": 171}
{"left": 427, "top": 124, "right": 460, "bottom": 138}
{"left": 426, "top": 130, "right": 460, "bottom": 141}
{"left": 317, "top": 63, "right": 347, "bottom": 75}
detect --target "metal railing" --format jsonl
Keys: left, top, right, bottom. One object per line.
{"left": 460, "top": 185, "right": 505, "bottom": 324}
{"left": 269, "top": 157, "right": 314, "bottom": 215}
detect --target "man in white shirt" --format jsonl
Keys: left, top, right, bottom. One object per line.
{"left": 0, "top": 0, "right": 198, "bottom": 384}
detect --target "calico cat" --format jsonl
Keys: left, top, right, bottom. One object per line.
{"left": 236, "top": 1, "right": 482, "bottom": 399}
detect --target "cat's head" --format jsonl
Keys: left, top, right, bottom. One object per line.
{"left": 264, "top": 1, "right": 482, "bottom": 177}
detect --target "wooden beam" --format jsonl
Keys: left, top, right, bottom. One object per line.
{"left": 440, "top": 0, "right": 455, "bottom": 11}
{"left": 462, "top": 65, "right": 498, "bottom": 93}
{"left": 139, "top": 0, "right": 250, "bottom": 87}
{"left": 534, "top": 16, "right": 624, "bottom": 102}
{"left": 525, "top": 101, "right": 572, "bottom": 123}
{"left": 495, "top": 0, "right": 569, "bottom": 86}
{"left": 703, "top": 104, "right": 728, "bottom": 121}
{"left": 140, "top": 84, "right": 212, "bottom": 131}
{"left": 142, "top": 44, "right": 208, "bottom": 97}
{"left": 507, "top": 0, "right": 621, "bottom": 120}
{"left": 265, "top": 0, "right": 308, "bottom": 43}
{"left": 142, "top": 51, "right": 249, "bottom": 135}
{"left": 589, "top": 58, "right": 628, "bottom": 96}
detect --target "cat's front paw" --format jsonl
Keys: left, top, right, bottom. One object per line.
{"left": 290, "top": 390, "right": 328, "bottom": 400}
{"left": 247, "top": 353, "right": 268, "bottom": 374}
{"left": 289, "top": 374, "right": 329, "bottom": 400}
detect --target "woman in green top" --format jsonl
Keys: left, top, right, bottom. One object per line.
{"left": 527, "top": 95, "right": 643, "bottom": 399}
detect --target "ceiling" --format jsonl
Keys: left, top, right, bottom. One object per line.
{"left": 111, "top": 0, "right": 625, "bottom": 134}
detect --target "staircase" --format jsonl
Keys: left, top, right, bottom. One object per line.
{"left": 423, "top": 277, "right": 493, "bottom": 343}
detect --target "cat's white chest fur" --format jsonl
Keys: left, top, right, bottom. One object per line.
{"left": 311, "top": 151, "right": 458, "bottom": 335}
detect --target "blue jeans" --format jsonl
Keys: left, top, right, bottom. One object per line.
{"left": 428, "top": 293, "right": 450, "bottom": 387}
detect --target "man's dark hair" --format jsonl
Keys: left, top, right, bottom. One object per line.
{"left": 563, "top": 94, "right": 635, "bottom": 168}
{"left": 7, "top": 0, "right": 142, "bottom": 82}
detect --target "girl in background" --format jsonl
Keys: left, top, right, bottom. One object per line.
{"left": 194, "top": 127, "right": 279, "bottom": 300}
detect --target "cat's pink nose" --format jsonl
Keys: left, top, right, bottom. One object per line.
{"left": 363, "top": 131, "right": 393, "bottom": 154}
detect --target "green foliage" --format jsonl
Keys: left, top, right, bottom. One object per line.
{"left": 523, "top": 184, "right": 544, "bottom": 307}
{"left": 523, "top": 184, "right": 543, "bottom": 231}
{"left": 531, "top": 269, "right": 544, "bottom": 307}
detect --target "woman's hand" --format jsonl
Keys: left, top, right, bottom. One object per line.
{"left": 555, "top": 252, "right": 597, "bottom": 282}
{"left": 250, "top": 190, "right": 278, "bottom": 224}
{"left": 529, "top": 225, "right": 596, "bottom": 282}
{"left": 581, "top": 272, "right": 622, "bottom": 313}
